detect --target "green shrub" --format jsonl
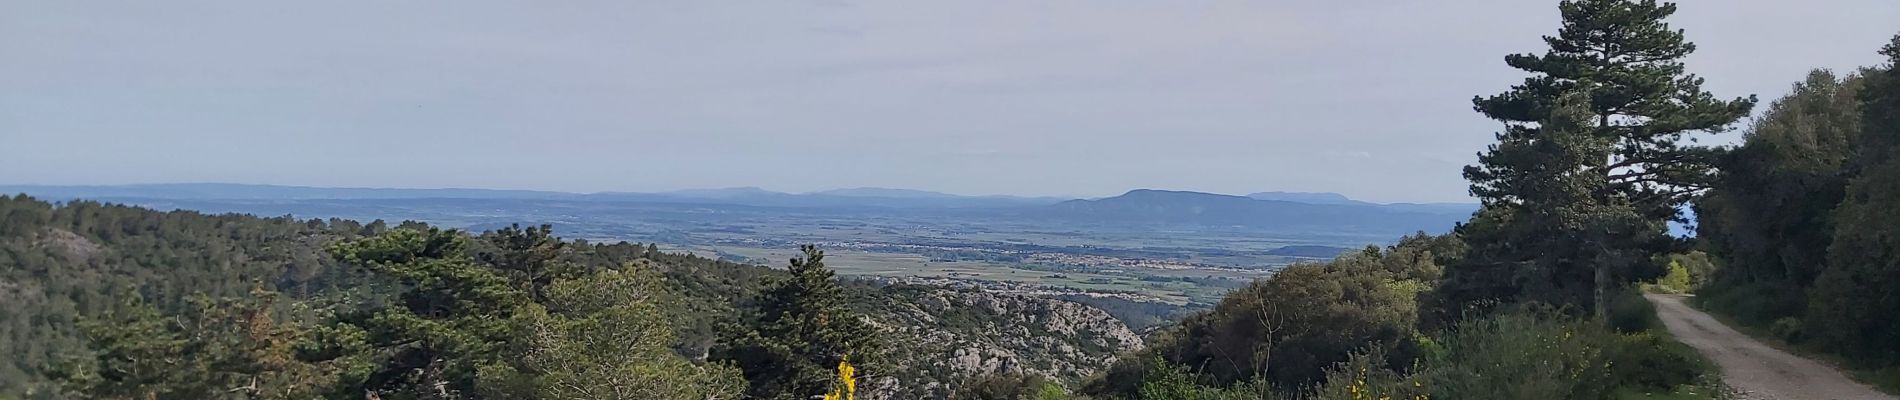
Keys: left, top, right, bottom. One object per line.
{"left": 955, "top": 371, "right": 1081, "bottom": 400}
{"left": 1807, "top": 250, "right": 1900, "bottom": 365}
{"left": 1607, "top": 289, "right": 1660, "bottom": 333}
{"left": 1769, "top": 317, "right": 1806, "bottom": 344}
{"left": 1693, "top": 282, "right": 1805, "bottom": 328}
{"left": 1409, "top": 333, "right": 1445, "bottom": 364}
{"left": 1310, "top": 350, "right": 1429, "bottom": 400}
{"left": 1031, "top": 381, "right": 1071, "bottom": 400}
{"left": 1660, "top": 252, "right": 1716, "bottom": 292}
{"left": 1135, "top": 358, "right": 1273, "bottom": 400}
{"left": 1366, "top": 311, "right": 1714, "bottom": 399}
{"left": 1655, "top": 261, "right": 1692, "bottom": 294}
{"left": 957, "top": 371, "right": 1051, "bottom": 400}
{"left": 1107, "top": 248, "right": 1434, "bottom": 392}
{"left": 1606, "top": 332, "right": 1708, "bottom": 392}
{"left": 1418, "top": 311, "right": 1618, "bottom": 400}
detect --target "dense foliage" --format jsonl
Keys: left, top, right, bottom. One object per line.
{"left": 479, "top": 267, "right": 746, "bottom": 400}
{"left": 712, "top": 246, "right": 881, "bottom": 400}
{"left": 1697, "top": 35, "right": 1900, "bottom": 371}
{"left": 0, "top": 196, "right": 824, "bottom": 399}
{"left": 23, "top": 216, "right": 759, "bottom": 400}
{"left": 1083, "top": 234, "right": 1459, "bottom": 397}
{"left": 0, "top": 195, "right": 374, "bottom": 397}
{"left": 1309, "top": 310, "right": 1706, "bottom": 400}
{"left": 1695, "top": 70, "right": 1868, "bottom": 326}
{"left": 1, "top": 195, "right": 1140, "bottom": 400}
{"left": 1808, "top": 37, "right": 1900, "bottom": 367}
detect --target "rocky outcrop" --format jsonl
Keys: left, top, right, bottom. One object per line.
{"left": 37, "top": 228, "right": 100, "bottom": 264}
{"left": 863, "top": 287, "right": 1143, "bottom": 399}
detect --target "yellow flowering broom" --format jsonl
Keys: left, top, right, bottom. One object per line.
{"left": 822, "top": 357, "right": 857, "bottom": 400}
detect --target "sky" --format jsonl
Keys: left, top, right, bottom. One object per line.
{"left": 2, "top": 1, "right": 1895, "bottom": 203}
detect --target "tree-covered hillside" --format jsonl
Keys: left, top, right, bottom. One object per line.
{"left": 0, "top": 195, "right": 378, "bottom": 395}
{"left": 0, "top": 195, "right": 1140, "bottom": 399}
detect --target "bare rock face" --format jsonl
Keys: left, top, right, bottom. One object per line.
{"left": 861, "top": 288, "right": 1143, "bottom": 399}
{"left": 37, "top": 228, "right": 100, "bottom": 264}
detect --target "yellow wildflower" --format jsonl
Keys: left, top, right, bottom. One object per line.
{"left": 824, "top": 357, "right": 857, "bottom": 400}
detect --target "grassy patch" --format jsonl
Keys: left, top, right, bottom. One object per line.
{"left": 703, "top": 244, "right": 1270, "bottom": 305}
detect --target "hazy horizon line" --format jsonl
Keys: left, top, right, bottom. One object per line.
{"left": 0, "top": 181, "right": 1478, "bottom": 205}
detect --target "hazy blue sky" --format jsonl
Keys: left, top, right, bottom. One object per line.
{"left": 3, "top": 1, "right": 1895, "bottom": 202}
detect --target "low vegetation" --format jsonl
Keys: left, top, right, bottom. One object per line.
{"left": 1084, "top": 234, "right": 1456, "bottom": 396}
{"left": 1309, "top": 309, "right": 1712, "bottom": 400}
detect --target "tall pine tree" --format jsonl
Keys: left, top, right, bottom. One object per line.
{"left": 477, "top": 223, "right": 574, "bottom": 302}
{"left": 712, "top": 245, "right": 879, "bottom": 400}
{"left": 1446, "top": 0, "right": 1755, "bottom": 315}
{"left": 329, "top": 228, "right": 531, "bottom": 399}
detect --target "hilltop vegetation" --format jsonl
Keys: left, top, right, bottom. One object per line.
{"left": 0, "top": 195, "right": 1140, "bottom": 399}
{"left": 1087, "top": 234, "right": 1457, "bottom": 395}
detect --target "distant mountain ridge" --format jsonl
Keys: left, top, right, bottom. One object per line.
{"left": 811, "top": 187, "right": 962, "bottom": 199}
{"left": 653, "top": 186, "right": 786, "bottom": 200}
{"left": 0, "top": 183, "right": 1070, "bottom": 209}
{"left": 0, "top": 183, "right": 1459, "bottom": 206}
{"left": 1246, "top": 191, "right": 1359, "bottom": 205}
{"left": 1039, "top": 189, "right": 1474, "bottom": 235}
{"left": 0, "top": 183, "right": 575, "bottom": 200}
{"left": 0, "top": 184, "right": 1476, "bottom": 235}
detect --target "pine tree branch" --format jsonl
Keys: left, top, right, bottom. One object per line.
{"left": 1607, "top": 171, "right": 1658, "bottom": 182}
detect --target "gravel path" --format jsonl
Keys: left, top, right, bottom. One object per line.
{"left": 1646, "top": 293, "right": 1896, "bottom": 400}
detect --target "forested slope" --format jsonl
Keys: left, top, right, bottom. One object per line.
{"left": 0, "top": 195, "right": 376, "bottom": 394}
{"left": 0, "top": 195, "right": 1139, "bottom": 399}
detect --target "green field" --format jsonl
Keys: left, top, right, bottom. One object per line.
{"left": 676, "top": 245, "right": 1272, "bottom": 305}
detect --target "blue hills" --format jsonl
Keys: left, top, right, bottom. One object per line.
{"left": 0, "top": 183, "right": 1477, "bottom": 235}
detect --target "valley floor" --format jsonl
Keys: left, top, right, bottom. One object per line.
{"left": 1646, "top": 294, "right": 1895, "bottom": 400}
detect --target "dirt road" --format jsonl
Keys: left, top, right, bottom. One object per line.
{"left": 1646, "top": 293, "right": 1896, "bottom": 400}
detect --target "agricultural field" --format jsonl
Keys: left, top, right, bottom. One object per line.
{"left": 677, "top": 244, "right": 1277, "bottom": 305}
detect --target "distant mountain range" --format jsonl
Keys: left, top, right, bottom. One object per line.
{"left": 0, "top": 183, "right": 1477, "bottom": 235}
{"left": 1245, "top": 191, "right": 1359, "bottom": 204}
{"left": 0, "top": 183, "right": 572, "bottom": 201}
{"left": 1041, "top": 189, "right": 1474, "bottom": 234}
{"left": 1249, "top": 191, "right": 1479, "bottom": 214}
{"left": 0, "top": 183, "right": 1066, "bottom": 209}
{"left": 592, "top": 187, "right": 1067, "bottom": 208}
